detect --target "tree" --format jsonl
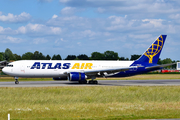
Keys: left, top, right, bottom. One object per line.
{"left": 119, "top": 57, "right": 125, "bottom": 60}
{"left": 65, "top": 55, "right": 77, "bottom": 60}
{"left": 14, "top": 54, "right": 22, "bottom": 60}
{"left": 45, "top": 55, "right": 51, "bottom": 60}
{"left": 4, "top": 48, "right": 15, "bottom": 61}
{"left": 161, "top": 58, "right": 172, "bottom": 64}
{"left": 157, "top": 58, "right": 162, "bottom": 65}
{"left": 125, "top": 58, "right": 129, "bottom": 60}
{"left": 52, "top": 54, "right": 62, "bottom": 60}
{"left": 172, "top": 60, "right": 178, "bottom": 69}
{"left": 22, "top": 52, "right": 34, "bottom": 60}
{"left": 77, "top": 54, "right": 89, "bottom": 60}
{"left": 33, "top": 51, "right": 45, "bottom": 60}
{"left": 0, "top": 53, "right": 4, "bottom": 61}
{"left": 91, "top": 52, "right": 104, "bottom": 60}
{"left": 103, "top": 51, "right": 118, "bottom": 60}
{"left": 130, "top": 54, "right": 141, "bottom": 60}
{"left": 161, "top": 58, "right": 173, "bottom": 69}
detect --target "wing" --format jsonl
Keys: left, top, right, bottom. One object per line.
{"left": 63, "top": 66, "right": 137, "bottom": 76}
{"left": 84, "top": 66, "right": 137, "bottom": 76}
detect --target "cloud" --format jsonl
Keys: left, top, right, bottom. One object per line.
{"left": 0, "top": 35, "right": 24, "bottom": 43}
{"left": 38, "top": 0, "right": 53, "bottom": 2}
{"left": 59, "top": 0, "right": 180, "bottom": 19}
{"left": 80, "top": 30, "right": 97, "bottom": 37}
{"left": 0, "top": 26, "right": 15, "bottom": 35}
{"left": 142, "top": 19, "right": 164, "bottom": 27}
{"left": 59, "top": 0, "right": 71, "bottom": 3}
{"left": 1, "top": 0, "right": 180, "bottom": 60}
{"left": 59, "top": 0, "right": 128, "bottom": 7}
{"left": 169, "top": 14, "right": 180, "bottom": 19}
{"left": 0, "top": 12, "right": 31, "bottom": 23}
{"left": 52, "top": 14, "right": 58, "bottom": 19}
{"left": 60, "top": 7, "right": 85, "bottom": 15}
{"left": 61, "top": 7, "right": 77, "bottom": 15}
{"left": 17, "top": 23, "right": 62, "bottom": 36}
{"left": 97, "top": 7, "right": 105, "bottom": 13}
{"left": 47, "top": 16, "right": 92, "bottom": 30}
{"left": 33, "top": 38, "right": 48, "bottom": 44}
{"left": 129, "top": 34, "right": 152, "bottom": 39}
{"left": 108, "top": 16, "right": 127, "bottom": 24}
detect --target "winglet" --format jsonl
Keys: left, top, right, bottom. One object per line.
{"left": 135, "top": 35, "right": 167, "bottom": 64}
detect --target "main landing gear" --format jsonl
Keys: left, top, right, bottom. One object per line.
{"left": 78, "top": 76, "right": 98, "bottom": 84}
{"left": 14, "top": 77, "right": 19, "bottom": 84}
{"left": 78, "top": 80, "right": 98, "bottom": 84}
{"left": 88, "top": 80, "right": 98, "bottom": 84}
{"left": 89, "top": 76, "right": 98, "bottom": 84}
{"left": 88, "top": 76, "right": 98, "bottom": 84}
{"left": 79, "top": 80, "right": 87, "bottom": 84}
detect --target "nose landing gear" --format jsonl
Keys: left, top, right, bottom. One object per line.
{"left": 14, "top": 77, "right": 19, "bottom": 84}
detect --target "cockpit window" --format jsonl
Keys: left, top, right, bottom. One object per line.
{"left": 7, "top": 64, "right": 13, "bottom": 67}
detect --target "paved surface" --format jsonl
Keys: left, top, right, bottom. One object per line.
{"left": 1, "top": 79, "right": 180, "bottom": 87}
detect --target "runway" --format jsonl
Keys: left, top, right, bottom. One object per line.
{"left": 1, "top": 79, "right": 180, "bottom": 87}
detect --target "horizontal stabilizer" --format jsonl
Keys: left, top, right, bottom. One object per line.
{"left": 145, "top": 63, "right": 176, "bottom": 69}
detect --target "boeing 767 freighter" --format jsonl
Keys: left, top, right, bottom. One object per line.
{"left": 2, "top": 35, "right": 175, "bottom": 84}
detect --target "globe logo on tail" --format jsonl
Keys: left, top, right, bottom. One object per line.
{"left": 144, "top": 35, "right": 164, "bottom": 63}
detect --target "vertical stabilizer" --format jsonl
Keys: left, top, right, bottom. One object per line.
{"left": 136, "top": 35, "right": 167, "bottom": 64}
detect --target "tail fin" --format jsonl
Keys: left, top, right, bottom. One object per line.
{"left": 136, "top": 35, "right": 167, "bottom": 64}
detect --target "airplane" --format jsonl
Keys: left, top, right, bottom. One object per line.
{"left": 2, "top": 35, "right": 175, "bottom": 84}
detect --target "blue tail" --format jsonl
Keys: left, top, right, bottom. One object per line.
{"left": 136, "top": 35, "right": 167, "bottom": 64}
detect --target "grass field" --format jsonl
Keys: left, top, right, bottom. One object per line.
{"left": 1, "top": 74, "right": 180, "bottom": 82}
{"left": 1, "top": 86, "right": 180, "bottom": 119}
{"left": 0, "top": 74, "right": 180, "bottom": 119}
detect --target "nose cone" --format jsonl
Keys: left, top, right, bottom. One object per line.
{"left": 2, "top": 67, "right": 6, "bottom": 73}
{"left": 2, "top": 67, "right": 9, "bottom": 75}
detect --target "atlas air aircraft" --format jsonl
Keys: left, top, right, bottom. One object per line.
{"left": 2, "top": 35, "right": 175, "bottom": 84}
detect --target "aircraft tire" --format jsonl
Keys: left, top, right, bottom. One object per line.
{"left": 15, "top": 81, "right": 19, "bottom": 84}
{"left": 88, "top": 80, "right": 93, "bottom": 84}
{"left": 89, "top": 80, "right": 98, "bottom": 84}
{"left": 93, "top": 80, "right": 98, "bottom": 84}
{"left": 79, "top": 80, "right": 87, "bottom": 84}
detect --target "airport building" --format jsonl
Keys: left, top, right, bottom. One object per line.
{"left": 0, "top": 61, "right": 8, "bottom": 70}
{"left": 0, "top": 61, "right": 8, "bottom": 75}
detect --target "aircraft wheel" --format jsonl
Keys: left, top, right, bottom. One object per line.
{"left": 88, "top": 80, "right": 93, "bottom": 84}
{"left": 15, "top": 81, "right": 19, "bottom": 84}
{"left": 93, "top": 80, "right": 98, "bottom": 84}
{"left": 79, "top": 80, "right": 87, "bottom": 84}
{"left": 89, "top": 80, "right": 98, "bottom": 84}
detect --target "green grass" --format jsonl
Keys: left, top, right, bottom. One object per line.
{"left": 0, "top": 77, "right": 53, "bottom": 82}
{"left": 1, "top": 74, "right": 180, "bottom": 82}
{"left": 1, "top": 86, "right": 180, "bottom": 119}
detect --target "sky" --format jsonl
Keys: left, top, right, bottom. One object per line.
{"left": 0, "top": 0, "right": 180, "bottom": 60}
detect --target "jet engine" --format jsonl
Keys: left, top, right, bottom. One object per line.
{"left": 68, "top": 72, "right": 86, "bottom": 81}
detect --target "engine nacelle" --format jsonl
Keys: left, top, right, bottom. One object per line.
{"left": 53, "top": 76, "right": 67, "bottom": 81}
{"left": 68, "top": 72, "right": 86, "bottom": 81}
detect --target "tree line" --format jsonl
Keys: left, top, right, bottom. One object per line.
{"left": 0, "top": 48, "right": 178, "bottom": 68}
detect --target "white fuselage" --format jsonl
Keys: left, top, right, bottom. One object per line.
{"left": 2, "top": 60, "right": 134, "bottom": 78}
